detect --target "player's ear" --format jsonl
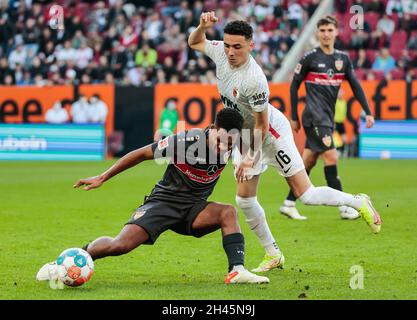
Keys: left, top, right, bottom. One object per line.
{"left": 249, "top": 40, "right": 254, "bottom": 51}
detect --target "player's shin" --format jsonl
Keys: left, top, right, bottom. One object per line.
{"left": 298, "top": 185, "right": 363, "bottom": 209}
{"left": 235, "top": 196, "right": 280, "bottom": 256}
{"left": 222, "top": 233, "right": 245, "bottom": 272}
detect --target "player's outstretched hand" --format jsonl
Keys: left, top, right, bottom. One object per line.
{"left": 199, "top": 11, "right": 218, "bottom": 29}
{"left": 73, "top": 175, "right": 105, "bottom": 191}
{"left": 290, "top": 120, "right": 300, "bottom": 133}
{"left": 365, "top": 115, "right": 375, "bottom": 128}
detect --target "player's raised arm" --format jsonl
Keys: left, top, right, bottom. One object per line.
{"left": 345, "top": 57, "right": 375, "bottom": 128}
{"left": 73, "top": 144, "right": 155, "bottom": 191}
{"left": 188, "top": 11, "right": 218, "bottom": 53}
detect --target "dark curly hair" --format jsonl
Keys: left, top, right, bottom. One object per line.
{"left": 223, "top": 20, "right": 253, "bottom": 40}
{"left": 215, "top": 108, "right": 244, "bottom": 132}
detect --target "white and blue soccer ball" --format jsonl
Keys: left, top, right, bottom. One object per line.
{"left": 56, "top": 248, "right": 94, "bottom": 287}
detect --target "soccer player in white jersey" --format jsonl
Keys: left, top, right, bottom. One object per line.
{"left": 188, "top": 12, "right": 381, "bottom": 272}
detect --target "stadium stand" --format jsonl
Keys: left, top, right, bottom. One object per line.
{"left": 0, "top": 0, "right": 416, "bottom": 86}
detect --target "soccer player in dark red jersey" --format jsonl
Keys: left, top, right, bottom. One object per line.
{"left": 280, "top": 16, "right": 375, "bottom": 220}
{"left": 37, "top": 109, "right": 270, "bottom": 284}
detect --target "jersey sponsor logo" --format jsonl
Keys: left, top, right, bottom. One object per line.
{"left": 252, "top": 92, "right": 267, "bottom": 106}
{"left": 174, "top": 161, "right": 224, "bottom": 184}
{"left": 318, "top": 63, "right": 326, "bottom": 68}
{"left": 335, "top": 59, "right": 343, "bottom": 71}
{"left": 322, "top": 135, "right": 332, "bottom": 147}
{"left": 294, "top": 63, "right": 302, "bottom": 74}
{"left": 305, "top": 72, "right": 345, "bottom": 86}
{"left": 211, "top": 41, "right": 219, "bottom": 46}
{"left": 158, "top": 137, "right": 169, "bottom": 150}
{"left": 220, "top": 94, "right": 239, "bottom": 111}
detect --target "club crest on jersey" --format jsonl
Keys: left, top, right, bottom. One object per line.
{"left": 322, "top": 135, "right": 332, "bottom": 147}
{"left": 232, "top": 87, "right": 239, "bottom": 99}
{"left": 294, "top": 63, "right": 302, "bottom": 74}
{"left": 335, "top": 59, "right": 343, "bottom": 71}
{"left": 133, "top": 209, "right": 146, "bottom": 220}
{"left": 157, "top": 137, "right": 169, "bottom": 150}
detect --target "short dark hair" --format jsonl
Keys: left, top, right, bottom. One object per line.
{"left": 317, "top": 15, "right": 338, "bottom": 28}
{"left": 224, "top": 20, "right": 253, "bottom": 40}
{"left": 215, "top": 108, "right": 244, "bottom": 132}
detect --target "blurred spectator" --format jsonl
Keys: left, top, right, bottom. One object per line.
{"left": 135, "top": 42, "right": 158, "bottom": 68}
{"left": 372, "top": 48, "right": 396, "bottom": 74}
{"left": 8, "top": 43, "right": 26, "bottom": 69}
{"left": 45, "top": 102, "right": 69, "bottom": 124}
{"left": 88, "top": 94, "right": 108, "bottom": 123}
{"left": 376, "top": 14, "right": 396, "bottom": 39}
{"left": 158, "top": 98, "right": 179, "bottom": 138}
{"left": 354, "top": 49, "right": 372, "bottom": 69}
{"left": 288, "top": 0, "right": 304, "bottom": 30}
{"left": 71, "top": 95, "right": 90, "bottom": 124}
{"left": 366, "top": 0, "right": 385, "bottom": 14}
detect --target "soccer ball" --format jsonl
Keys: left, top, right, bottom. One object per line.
{"left": 56, "top": 248, "right": 94, "bottom": 287}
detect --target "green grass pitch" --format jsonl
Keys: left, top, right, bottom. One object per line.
{"left": 1, "top": 159, "right": 417, "bottom": 300}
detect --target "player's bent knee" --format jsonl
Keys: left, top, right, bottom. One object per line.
{"left": 235, "top": 196, "right": 255, "bottom": 209}
{"left": 220, "top": 205, "right": 238, "bottom": 222}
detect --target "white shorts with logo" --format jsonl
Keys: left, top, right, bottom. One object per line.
{"left": 232, "top": 112, "right": 305, "bottom": 179}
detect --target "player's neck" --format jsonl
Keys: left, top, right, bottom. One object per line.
{"left": 320, "top": 44, "right": 334, "bottom": 55}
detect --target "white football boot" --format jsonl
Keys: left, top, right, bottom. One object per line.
{"left": 225, "top": 266, "right": 269, "bottom": 284}
{"left": 251, "top": 251, "right": 285, "bottom": 273}
{"left": 36, "top": 261, "right": 64, "bottom": 289}
{"left": 280, "top": 200, "right": 308, "bottom": 220}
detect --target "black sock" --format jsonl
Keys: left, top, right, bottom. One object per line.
{"left": 222, "top": 233, "right": 245, "bottom": 272}
{"left": 324, "top": 165, "right": 342, "bottom": 191}
{"left": 286, "top": 169, "right": 310, "bottom": 201}
{"left": 82, "top": 243, "right": 90, "bottom": 252}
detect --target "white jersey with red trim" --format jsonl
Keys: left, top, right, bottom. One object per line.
{"left": 204, "top": 40, "right": 288, "bottom": 145}
{"left": 204, "top": 40, "right": 305, "bottom": 177}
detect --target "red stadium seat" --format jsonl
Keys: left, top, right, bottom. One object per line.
{"left": 348, "top": 49, "right": 358, "bottom": 61}
{"left": 354, "top": 68, "right": 366, "bottom": 80}
{"left": 389, "top": 68, "right": 405, "bottom": 80}
{"left": 366, "top": 49, "right": 377, "bottom": 63}
{"left": 390, "top": 30, "right": 408, "bottom": 60}
{"left": 204, "top": 0, "right": 217, "bottom": 11}
{"left": 364, "top": 12, "right": 381, "bottom": 31}
{"left": 372, "top": 70, "right": 385, "bottom": 80}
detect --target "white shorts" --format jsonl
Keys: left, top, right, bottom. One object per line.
{"left": 233, "top": 113, "right": 305, "bottom": 179}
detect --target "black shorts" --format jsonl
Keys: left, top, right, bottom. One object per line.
{"left": 304, "top": 125, "right": 335, "bottom": 153}
{"left": 126, "top": 198, "right": 210, "bottom": 244}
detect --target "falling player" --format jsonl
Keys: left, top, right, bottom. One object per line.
{"left": 37, "top": 109, "right": 270, "bottom": 284}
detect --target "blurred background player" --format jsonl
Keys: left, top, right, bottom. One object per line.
{"left": 45, "top": 101, "right": 69, "bottom": 124}
{"left": 280, "top": 16, "right": 375, "bottom": 221}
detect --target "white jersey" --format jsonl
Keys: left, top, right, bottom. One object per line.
{"left": 204, "top": 40, "right": 287, "bottom": 145}
{"left": 204, "top": 40, "right": 305, "bottom": 177}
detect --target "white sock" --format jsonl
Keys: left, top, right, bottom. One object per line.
{"left": 235, "top": 196, "right": 280, "bottom": 256}
{"left": 231, "top": 264, "right": 245, "bottom": 272}
{"left": 284, "top": 199, "right": 296, "bottom": 207}
{"left": 298, "top": 186, "right": 363, "bottom": 210}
